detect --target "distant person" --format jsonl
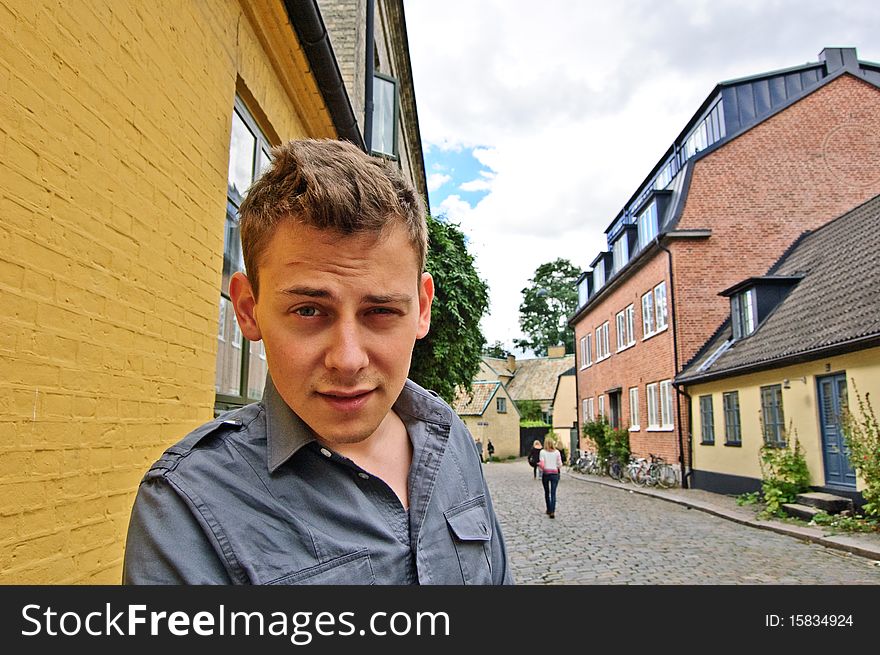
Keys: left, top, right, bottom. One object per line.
{"left": 475, "top": 438, "right": 484, "bottom": 463}
{"left": 538, "top": 436, "right": 563, "bottom": 518}
{"left": 487, "top": 440, "right": 495, "bottom": 460}
{"left": 527, "top": 439, "right": 542, "bottom": 479}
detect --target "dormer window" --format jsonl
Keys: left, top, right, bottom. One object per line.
{"left": 637, "top": 201, "right": 658, "bottom": 248}
{"left": 612, "top": 236, "right": 628, "bottom": 273}
{"left": 577, "top": 272, "right": 591, "bottom": 307}
{"left": 731, "top": 288, "right": 756, "bottom": 340}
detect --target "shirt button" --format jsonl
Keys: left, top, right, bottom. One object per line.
{"left": 358, "top": 472, "right": 370, "bottom": 480}
{"left": 320, "top": 448, "right": 332, "bottom": 458}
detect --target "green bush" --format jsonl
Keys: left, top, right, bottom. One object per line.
{"left": 606, "top": 426, "right": 630, "bottom": 467}
{"left": 582, "top": 418, "right": 610, "bottom": 465}
{"left": 520, "top": 420, "right": 550, "bottom": 428}
{"left": 515, "top": 399, "right": 543, "bottom": 423}
{"left": 758, "top": 425, "right": 810, "bottom": 517}
{"left": 841, "top": 383, "right": 880, "bottom": 518}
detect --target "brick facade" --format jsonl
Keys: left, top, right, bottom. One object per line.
{"left": 573, "top": 73, "right": 880, "bottom": 476}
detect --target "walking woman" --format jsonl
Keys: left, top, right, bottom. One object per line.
{"left": 538, "top": 435, "right": 563, "bottom": 518}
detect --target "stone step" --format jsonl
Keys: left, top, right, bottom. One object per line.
{"left": 782, "top": 503, "right": 823, "bottom": 521}
{"left": 795, "top": 492, "right": 853, "bottom": 514}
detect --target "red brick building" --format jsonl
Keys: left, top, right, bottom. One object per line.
{"left": 569, "top": 47, "right": 880, "bottom": 486}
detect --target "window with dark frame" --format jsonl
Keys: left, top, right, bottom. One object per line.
{"left": 699, "top": 395, "right": 715, "bottom": 444}
{"left": 496, "top": 397, "right": 507, "bottom": 414}
{"left": 722, "top": 391, "right": 741, "bottom": 445}
{"left": 215, "top": 97, "right": 273, "bottom": 414}
{"left": 371, "top": 73, "right": 399, "bottom": 158}
{"left": 761, "top": 384, "right": 786, "bottom": 446}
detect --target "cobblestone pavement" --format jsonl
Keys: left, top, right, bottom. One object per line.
{"left": 484, "top": 459, "right": 880, "bottom": 584}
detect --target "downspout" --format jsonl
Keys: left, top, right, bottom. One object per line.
{"left": 655, "top": 236, "right": 692, "bottom": 489}
{"left": 283, "top": 0, "right": 365, "bottom": 150}
{"left": 364, "top": 0, "right": 375, "bottom": 153}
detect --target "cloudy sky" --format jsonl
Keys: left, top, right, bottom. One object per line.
{"left": 403, "top": 0, "right": 880, "bottom": 354}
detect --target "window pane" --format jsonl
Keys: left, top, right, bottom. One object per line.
{"left": 257, "top": 146, "right": 272, "bottom": 178}
{"left": 629, "top": 387, "right": 639, "bottom": 428}
{"left": 247, "top": 340, "right": 268, "bottom": 400}
{"left": 655, "top": 283, "right": 668, "bottom": 329}
{"left": 642, "top": 292, "right": 654, "bottom": 335}
{"left": 221, "top": 203, "right": 245, "bottom": 296}
{"left": 372, "top": 76, "right": 396, "bottom": 156}
{"left": 215, "top": 297, "right": 242, "bottom": 396}
{"left": 228, "top": 109, "right": 256, "bottom": 205}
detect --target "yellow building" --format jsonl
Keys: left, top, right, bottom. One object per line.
{"left": 453, "top": 382, "right": 521, "bottom": 461}
{"left": 678, "top": 195, "right": 880, "bottom": 505}
{"left": 1, "top": 0, "right": 424, "bottom": 583}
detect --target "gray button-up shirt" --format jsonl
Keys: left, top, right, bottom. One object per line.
{"left": 123, "top": 377, "right": 512, "bottom": 585}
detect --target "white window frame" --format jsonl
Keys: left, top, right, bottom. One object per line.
{"left": 625, "top": 304, "right": 635, "bottom": 347}
{"left": 582, "top": 398, "right": 589, "bottom": 422}
{"left": 642, "top": 291, "right": 655, "bottom": 338}
{"left": 596, "top": 322, "right": 611, "bottom": 361}
{"left": 616, "top": 310, "right": 627, "bottom": 351}
{"left": 579, "top": 334, "right": 592, "bottom": 369}
{"left": 593, "top": 260, "right": 605, "bottom": 290}
{"left": 587, "top": 397, "right": 595, "bottom": 422}
{"left": 629, "top": 387, "right": 639, "bottom": 430}
{"left": 654, "top": 282, "right": 668, "bottom": 331}
{"left": 646, "top": 383, "right": 659, "bottom": 429}
{"left": 659, "top": 380, "right": 674, "bottom": 429}
{"left": 731, "top": 288, "right": 757, "bottom": 340}
{"left": 598, "top": 394, "right": 606, "bottom": 419}
{"left": 637, "top": 201, "right": 658, "bottom": 248}
{"left": 612, "top": 236, "right": 628, "bottom": 273}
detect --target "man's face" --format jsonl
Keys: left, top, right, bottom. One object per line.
{"left": 230, "top": 220, "right": 433, "bottom": 447}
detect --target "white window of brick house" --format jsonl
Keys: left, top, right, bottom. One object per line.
{"left": 629, "top": 387, "right": 639, "bottom": 430}
{"left": 616, "top": 310, "right": 627, "bottom": 351}
{"left": 646, "top": 383, "right": 659, "bottom": 428}
{"left": 612, "top": 236, "right": 628, "bottom": 273}
{"left": 596, "top": 322, "right": 610, "bottom": 360}
{"left": 579, "top": 334, "right": 592, "bottom": 368}
{"left": 598, "top": 394, "right": 606, "bottom": 419}
{"left": 582, "top": 398, "right": 589, "bottom": 422}
{"left": 637, "top": 200, "right": 658, "bottom": 248}
{"left": 587, "top": 397, "right": 595, "bottom": 422}
{"left": 660, "top": 379, "right": 674, "bottom": 428}
{"left": 625, "top": 304, "right": 635, "bottom": 346}
{"left": 642, "top": 291, "right": 655, "bottom": 337}
{"left": 654, "top": 282, "right": 668, "bottom": 331}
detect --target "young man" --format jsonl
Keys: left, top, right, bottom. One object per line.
{"left": 123, "top": 139, "right": 511, "bottom": 585}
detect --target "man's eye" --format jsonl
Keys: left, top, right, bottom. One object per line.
{"left": 369, "top": 307, "right": 396, "bottom": 315}
{"left": 294, "top": 307, "right": 320, "bottom": 317}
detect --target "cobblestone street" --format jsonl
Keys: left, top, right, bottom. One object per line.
{"left": 484, "top": 459, "right": 880, "bottom": 584}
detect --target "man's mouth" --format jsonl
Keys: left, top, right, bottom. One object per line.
{"left": 317, "top": 388, "right": 375, "bottom": 412}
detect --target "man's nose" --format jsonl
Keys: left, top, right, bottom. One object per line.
{"left": 324, "top": 319, "right": 370, "bottom": 374}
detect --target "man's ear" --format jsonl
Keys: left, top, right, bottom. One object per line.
{"left": 416, "top": 272, "right": 434, "bottom": 339}
{"left": 229, "top": 271, "right": 262, "bottom": 341}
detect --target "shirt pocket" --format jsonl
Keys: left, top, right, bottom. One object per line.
{"left": 444, "top": 496, "right": 493, "bottom": 585}
{"left": 267, "top": 548, "right": 375, "bottom": 585}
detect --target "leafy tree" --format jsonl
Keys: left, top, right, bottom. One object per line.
{"left": 514, "top": 258, "right": 580, "bottom": 356}
{"left": 515, "top": 399, "right": 543, "bottom": 422}
{"left": 409, "top": 215, "right": 489, "bottom": 403}
{"left": 483, "top": 340, "right": 510, "bottom": 358}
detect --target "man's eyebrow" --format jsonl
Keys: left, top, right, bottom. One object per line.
{"left": 278, "top": 287, "right": 412, "bottom": 304}
{"left": 364, "top": 293, "right": 412, "bottom": 304}
{"left": 279, "top": 286, "right": 334, "bottom": 299}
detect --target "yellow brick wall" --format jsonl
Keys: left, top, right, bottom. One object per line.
{"left": 0, "top": 0, "right": 334, "bottom": 583}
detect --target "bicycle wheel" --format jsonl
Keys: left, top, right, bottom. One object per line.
{"left": 658, "top": 464, "right": 678, "bottom": 488}
{"left": 609, "top": 459, "right": 623, "bottom": 481}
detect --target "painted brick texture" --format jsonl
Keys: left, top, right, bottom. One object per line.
{"left": 0, "top": 0, "right": 321, "bottom": 583}
{"left": 574, "top": 73, "right": 880, "bottom": 473}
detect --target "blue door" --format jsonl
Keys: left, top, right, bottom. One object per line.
{"left": 817, "top": 373, "right": 856, "bottom": 488}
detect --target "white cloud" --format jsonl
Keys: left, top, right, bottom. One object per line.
{"left": 427, "top": 173, "right": 451, "bottom": 192}
{"left": 405, "top": 0, "right": 880, "bottom": 350}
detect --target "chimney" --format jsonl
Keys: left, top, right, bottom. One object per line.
{"left": 547, "top": 345, "right": 566, "bottom": 358}
{"left": 818, "top": 47, "right": 858, "bottom": 75}
{"left": 506, "top": 354, "right": 516, "bottom": 372}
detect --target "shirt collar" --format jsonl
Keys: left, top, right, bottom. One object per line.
{"left": 263, "top": 375, "right": 451, "bottom": 474}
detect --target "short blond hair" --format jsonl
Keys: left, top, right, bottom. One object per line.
{"left": 238, "top": 139, "right": 427, "bottom": 297}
